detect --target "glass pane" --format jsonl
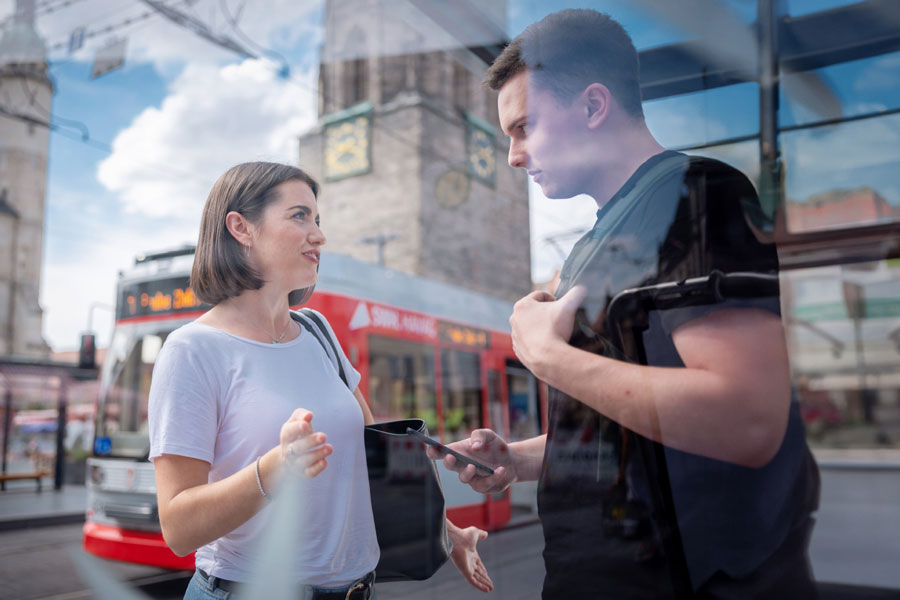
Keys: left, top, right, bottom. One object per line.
{"left": 644, "top": 83, "right": 760, "bottom": 150}
{"left": 782, "top": 113, "right": 900, "bottom": 232}
{"left": 783, "top": 260, "right": 900, "bottom": 448}
{"left": 367, "top": 335, "right": 436, "bottom": 429}
{"left": 440, "top": 348, "right": 483, "bottom": 442}
{"left": 779, "top": 51, "right": 900, "bottom": 129}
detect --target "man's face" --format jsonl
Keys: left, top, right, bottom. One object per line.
{"left": 498, "top": 71, "right": 593, "bottom": 199}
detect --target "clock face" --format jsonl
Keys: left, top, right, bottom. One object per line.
{"left": 324, "top": 115, "right": 371, "bottom": 180}
{"left": 435, "top": 170, "right": 470, "bottom": 209}
{"left": 467, "top": 127, "right": 496, "bottom": 184}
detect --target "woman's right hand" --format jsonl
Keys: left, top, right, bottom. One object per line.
{"left": 280, "top": 408, "right": 332, "bottom": 478}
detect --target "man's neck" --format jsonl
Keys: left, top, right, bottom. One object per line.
{"left": 588, "top": 124, "right": 666, "bottom": 209}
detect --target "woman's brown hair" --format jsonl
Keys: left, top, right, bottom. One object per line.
{"left": 191, "top": 162, "right": 320, "bottom": 306}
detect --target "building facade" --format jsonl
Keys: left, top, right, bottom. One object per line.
{"left": 0, "top": 0, "right": 51, "bottom": 358}
{"left": 299, "top": 0, "right": 531, "bottom": 302}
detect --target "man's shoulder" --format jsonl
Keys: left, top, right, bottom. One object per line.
{"left": 684, "top": 155, "right": 755, "bottom": 189}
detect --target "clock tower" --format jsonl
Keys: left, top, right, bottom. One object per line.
{"left": 299, "top": 0, "right": 531, "bottom": 302}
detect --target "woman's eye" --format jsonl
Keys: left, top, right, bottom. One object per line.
{"left": 292, "top": 212, "right": 306, "bottom": 220}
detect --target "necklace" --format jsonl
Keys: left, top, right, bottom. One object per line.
{"left": 269, "top": 318, "right": 292, "bottom": 344}
{"left": 240, "top": 314, "right": 292, "bottom": 344}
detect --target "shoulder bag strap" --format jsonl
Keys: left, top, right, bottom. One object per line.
{"left": 290, "top": 309, "right": 349, "bottom": 388}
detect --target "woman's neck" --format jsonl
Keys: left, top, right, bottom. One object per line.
{"left": 200, "top": 287, "right": 297, "bottom": 344}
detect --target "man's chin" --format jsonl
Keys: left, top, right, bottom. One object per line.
{"left": 539, "top": 183, "right": 578, "bottom": 200}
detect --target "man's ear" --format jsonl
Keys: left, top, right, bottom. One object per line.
{"left": 582, "top": 83, "right": 611, "bottom": 129}
{"left": 225, "top": 211, "right": 254, "bottom": 247}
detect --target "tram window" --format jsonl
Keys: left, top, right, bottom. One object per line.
{"left": 101, "top": 331, "right": 169, "bottom": 457}
{"left": 507, "top": 365, "right": 541, "bottom": 442}
{"left": 368, "top": 336, "right": 436, "bottom": 430}
{"left": 488, "top": 370, "right": 504, "bottom": 436}
{"left": 441, "top": 348, "right": 483, "bottom": 443}
{"left": 783, "top": 260, "right": 900, "bottom": 449}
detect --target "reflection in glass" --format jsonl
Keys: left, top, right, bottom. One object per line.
{"left": 440, "top": 348, "right": 482, "bottom": 442}
{"left": 367, "top": 335, "right": 435, "bottom": 429}
{"left": 783, "top": 260, "right": 900, "bottom": 448}
{"left": 781, "top": 114, "right": 900, "bottom": 232}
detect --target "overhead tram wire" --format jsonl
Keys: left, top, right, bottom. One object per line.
{"left": 44, "top": 0, "right": 198, "bottom": 56}
{"left": 218, "top": 0, "right": 290, "bottom": 76}
{"left": 46, "top": 8, "right": 157, "bottom": 53}
{"left": 36, "top": 0, "right": 90, "bottom": 17}
{"left": 0, "top": 103, "right": 213, "bottom": 185}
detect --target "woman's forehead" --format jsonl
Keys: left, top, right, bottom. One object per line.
{"left": 273, "top": 179, "right": 318, "bottom": 208}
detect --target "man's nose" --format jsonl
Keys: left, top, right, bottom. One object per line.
{"left": 508, "top": 138, "right": 527, "bottom": 169}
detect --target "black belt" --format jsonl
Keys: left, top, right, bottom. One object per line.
{"left": 198, "top": 569, "right": 375, "bottom": 599}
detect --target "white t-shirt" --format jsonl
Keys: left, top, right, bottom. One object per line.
{"left": 148, "top": 310, "right": 379, "bottom": 586}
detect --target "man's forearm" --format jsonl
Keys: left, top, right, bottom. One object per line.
{"left": 534, "top": 341, "right": 789, "bottom": 468}
{"left": 509, "top": 435, "right": 547, "bottom": 482}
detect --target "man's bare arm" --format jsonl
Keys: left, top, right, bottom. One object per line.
{"left": 512, "top": 289, "right": 791, "bottom": 468}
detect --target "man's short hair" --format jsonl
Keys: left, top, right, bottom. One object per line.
{"left": 192, "top": 162, "right": 320, "bottom": 306}
{"left": 485, "top": 9, "right": 644, "bottom": 119}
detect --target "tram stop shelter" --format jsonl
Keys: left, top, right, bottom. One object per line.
{"left": 0, "top": 357, "right": 99, "bottom": 492}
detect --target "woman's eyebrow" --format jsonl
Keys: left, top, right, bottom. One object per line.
{"left": 287, "top": 205, "right": 311, "bottom": 213}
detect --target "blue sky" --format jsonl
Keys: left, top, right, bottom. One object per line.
{"left": 0, "top": 0, "right": 897, "bottom": 350}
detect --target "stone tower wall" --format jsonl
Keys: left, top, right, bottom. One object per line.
{"left": 0, "top": 64, "right": 52, "bottom": 357}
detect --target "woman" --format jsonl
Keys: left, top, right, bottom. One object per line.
{"left": 149, "top": 162, "right": 494, "bottom": 599}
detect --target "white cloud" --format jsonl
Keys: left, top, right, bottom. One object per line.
{"left": 96, "top": 57, "right": 317, "bottom": 219}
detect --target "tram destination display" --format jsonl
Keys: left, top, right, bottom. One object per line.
{"left": 116, "top": 276, "right": 209, "bottom": 320}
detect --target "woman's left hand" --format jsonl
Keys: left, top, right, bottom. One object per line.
{"left": 447, "top": 522, "right": 494, "bottom": 592}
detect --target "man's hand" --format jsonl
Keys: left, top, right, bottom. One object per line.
{"left": 447, "top": 522, "right": 494, "bottom": 592}
{"left": 427, "top": 430, "right": 517, "bottom": 494}
{"left": 510, "top": 286, "right": 586, "bottom": 379}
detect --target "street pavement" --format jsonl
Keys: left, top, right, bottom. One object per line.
{"left": 1, "top": 457, "right": 899, "bottom": 598}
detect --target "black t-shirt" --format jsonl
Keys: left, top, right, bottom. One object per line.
{"left": 538, "top": 152, "right": 819, "bottom": 598}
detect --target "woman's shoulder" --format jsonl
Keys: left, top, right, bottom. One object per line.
{"left": 160, "top": 321, "right": 233, "bottom": 358}
{"left": 166, "top": 320, "right": 219, "bottom": 344}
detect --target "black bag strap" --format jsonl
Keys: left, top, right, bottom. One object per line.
{"left": 290, "top": 309, "right": 349, "bottom": 388}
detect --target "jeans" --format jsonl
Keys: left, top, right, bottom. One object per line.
{"left": 183, "top": 569, "right": 377, "bottom": 600}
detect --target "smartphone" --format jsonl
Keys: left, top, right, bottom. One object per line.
{"left": 406, "top": 428, "right": 495, "bottom": 475}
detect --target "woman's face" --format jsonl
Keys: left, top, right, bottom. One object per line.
{"left": 248, "top": 179, "right": 325, "bottom": 292}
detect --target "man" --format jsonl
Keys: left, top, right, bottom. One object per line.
{"left": 432, "top": 9, "right": 819, "bottom": 598}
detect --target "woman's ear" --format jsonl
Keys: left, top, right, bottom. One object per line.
{"left": 582, "top": 83, "right": 611, "bottom": 129}
{"left": 225, "top": 211, "right": 254, "bottom": 247}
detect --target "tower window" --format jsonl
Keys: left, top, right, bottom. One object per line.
{"left": 452, "top": 63, "right": 470, "bottom": 110}
{"left": 346, "top": 57, "right": 368, "bottom": 107}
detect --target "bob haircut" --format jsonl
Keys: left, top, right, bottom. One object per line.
{"left": 191, "top": 162, "right": 321, "bottom": 306}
